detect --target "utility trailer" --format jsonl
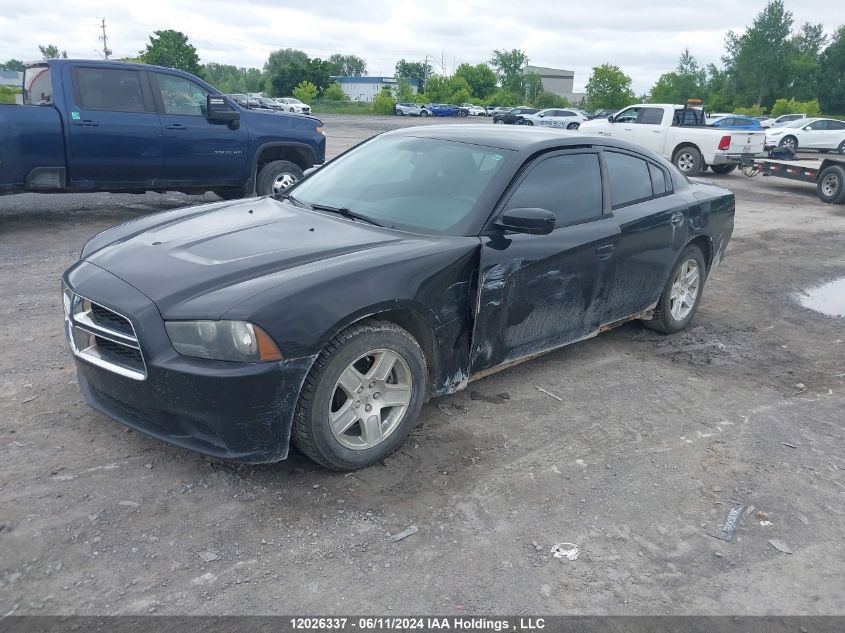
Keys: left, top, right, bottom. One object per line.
{"left": 742, "top": 156, "right": 845, "bottom": 204}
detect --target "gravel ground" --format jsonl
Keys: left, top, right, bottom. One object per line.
{"left": 1, "top": 114, "right": 844, "bottom": 615}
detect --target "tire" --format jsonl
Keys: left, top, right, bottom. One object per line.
{"left": 394, "top": 109, "right": 403, "bottom": 116}
{"left": 710, "top": 164, "right": 737, "bottom": 175}
{"left": 566, "top": 122, "right": 579, "bottom": 130}
{"left": 521, "top": 119, "right": 533, "bottom": 126}
{"left": 291, "top": 319, "right": 427, "bottom": 470}
{"left": 644, "top": 244, "right": 707, "bottom": 334}
{"left": 779, "top": 135, "right": 798, "bottom": 152}
{"left": 672, "top": 145, "right": 704, "bottom": 176}
{"left": 420, "top": 110, "right": 429, "bottom": 117}
{"left": 838, "top": 140, "right": 845, "bottom": 155}
{"left": 817, "top": 165, "right": 845, "bottom": 204}
{"left": 256, "top": 160, "right": 304, "bottom": 196}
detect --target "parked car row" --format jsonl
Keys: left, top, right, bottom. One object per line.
{"left": 227, "top": 94, "right": 311, "bottom": 115}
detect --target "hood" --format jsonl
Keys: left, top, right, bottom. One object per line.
{"left": 83, "top": 197, "right": 421, "bottom": 317}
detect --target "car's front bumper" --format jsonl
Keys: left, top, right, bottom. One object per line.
{"left": 64, "top": 261, "right": 314, "bottom": 463}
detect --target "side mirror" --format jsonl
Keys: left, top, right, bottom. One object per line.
{"left": 538, "top": 113, "right": 545, "bottom": 118}
{"left": 607, "top": 115, "right": 615, "bottom": 122}
{"left": 208, "top": 95, "right": 240, "bottom": 123}
{"left": 495, "top": 208, "right": 555, "bottom": 235}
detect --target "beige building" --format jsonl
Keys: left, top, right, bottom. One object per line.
{"left": 524, "top": 65, "right": 585, "bottom": 104}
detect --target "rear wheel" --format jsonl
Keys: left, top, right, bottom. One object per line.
{"left": 256, "top": 160, "right": 304, "bottom": 196}
{"left": 644, "top": 245, "right": 706, "bottom": 333}
{"left": 779, "top": 135, "right": 798, "bottom": 152}
{"left": 710, "top": 164, "right": 737, "bottom": 175}
{"left": 673, "top": 146, "right": 704, "bottom": 176}
{"left": 838, "top": 140, "right": 845, "bottom": 155}
{"left": 817, "top": 166, "right": 845, "bottom": 204}
{"left": 292, "top": 320, "right": 427, "bottom": 470}
{"left": 566, "top": 122, "right": 579, "bottom": 130}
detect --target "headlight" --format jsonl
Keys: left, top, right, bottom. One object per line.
{"left": 165, "top": 320, "right": 283, "bottom": 362}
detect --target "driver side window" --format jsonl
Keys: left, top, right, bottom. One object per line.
{"left": 155, "top": 73, "right": 209, "bottom": 116}
{"left": 615, "top": 107, "right": 640, "bottom": 123}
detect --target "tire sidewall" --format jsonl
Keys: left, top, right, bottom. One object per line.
{"left": 657, "top": 246, "right": 707, "bottom": 332}
{"left": 256, "top": 160, "right": 304, "bottom": 196}
{"left": 301, "top": 327, "right": 427, "bottom": 469}
{"left": 838, "top": 141, "right": 845, "bottom": 155}
{"left": 780, "top": 136, "right": 798, "bottom": 151}
{"left": 817, "top": 166, "right": 845, "bottom": 204}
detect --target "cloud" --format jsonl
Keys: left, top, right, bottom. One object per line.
{"left": 0, "top": 0, "right": 834, "bottom": 92}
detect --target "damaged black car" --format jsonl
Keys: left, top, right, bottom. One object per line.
{"left": 63, "top": 125, "right": 734, "bottom": 470}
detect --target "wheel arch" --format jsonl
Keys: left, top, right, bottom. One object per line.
{"left": 685, "top": 234, "right": 714, "bottom": 272}
{"left": 671, "top": 141, "right": 702, "bottom": 162}
{"left": 252, "top": 142, "right": 315, "bottom": 185}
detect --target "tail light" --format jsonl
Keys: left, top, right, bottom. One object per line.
{"left": 718, "top": 135, "right": 731, "bottom": 151}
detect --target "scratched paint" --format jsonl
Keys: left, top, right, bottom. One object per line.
{"left": 797, "top": 278, "right": 845, "bottom": 318}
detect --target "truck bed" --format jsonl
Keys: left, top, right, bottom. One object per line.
{"left": 0, "top": 104, "right": 66, "bottom": 192}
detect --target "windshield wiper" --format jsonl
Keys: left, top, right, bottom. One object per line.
{"left": 309, "top": 203, "right": 385, "bottom": 227}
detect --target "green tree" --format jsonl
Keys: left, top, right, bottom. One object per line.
{"left": 323, "top": 82, "right": 348, "bottom": 101}
{"left": 487, "top": 88, "right": 519, "bottom": 107}
{"left": 451, "top": 88, "right": 473, "bottom": 105}
{"left": 817, "top": 26, "right": 845, "bottom": 113}
{"left": 38, "top": 44, "right": 67, "bottom": 60}
{"left": 140, "top": 30, "right": 200, "bottom": 74}
{"left": 2, "top": 59, "right": 24, "bottom": 71}
{"left": 523, "top": 70, "right": 542, "bottom": 103}
{"left": 490, "top": 49, "right": 528, "bottom": 94}
{"left": 453, "top": 63, "right": 497, "bottom": 100}
{"left": 395, "top": 79, "right": 414, "bottom": 102}
{"left": 650, "top": 49, "right": 706, "bottom": 104}
{"left": 532, "top": 91, "right": 570, "bottom": 109}
{"left": 722, "top": 1, "right": 794, "bottom": 108}
{"left": 373, "top": 86, "right": 395, "bottom": 115}
{"left": 328, "top": 54, "right": 367, "bottom": 76}
{"left": 394, "top": 59, "right": 432, "bottom": 89}
{"left": 293, "top": 80, "right": 318, "bottom": 104}
{"left": 770, "top": 97, "right": 820, "bottom": 117}
{"left": 0, "top": 85, "right": 20, "bottom": 103}
{"left": 787, "top": 22, "right": 826, "bottom": 101}
{"left": 585, "top": 63, "right": 635, "bottom": 109}
{"left": 703, "top": 63, "right": 735, "bottom": 111}
{"left": 264, "top": 48, "right": 310, "bottom": 96}
{"left": 424, "top": 75, "right": 452, "bottom": 102}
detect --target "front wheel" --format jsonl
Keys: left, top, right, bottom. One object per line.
{"left": 817, "top": 165, "right": 845, "bottom": 204}
{"left": 420, "top": 110, "right": 429, "bottom": 117}
{"left": 566, "top": 122, "right": 579, "bottom": 130}
{"left": 256, "top": 160, "right": 304, "bottom": 196}
{"left": 837, "top": 140, "right": 845, "bottom": 155}
{"left": 673, "top": 146, "right": 704, "bottom": 176}
{"left": 643, "top": 245, "right": 706, "bottom": 333}
{"left": 779, "top": 136, "right": 798, "bottom": 152}
{"left": 291, "top": 320, "right": 427, "bottom": 470}
{"left": 710, "top": 164, "right": 737, "bottom": 175}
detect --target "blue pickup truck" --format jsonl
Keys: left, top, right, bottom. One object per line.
{"left": 0, "top": 60, "right": 326, "bottom": 198}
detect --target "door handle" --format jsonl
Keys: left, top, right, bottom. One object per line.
{"left": 596, "top": 244, "right": 615, "bottom": 260}
{"left": 671, "top": 212, "right": 685, "bottom": 226}
{"left": 164, "top": 123, "right": 187, "bottom": 130}
{"left": 73, "top": 119, "right": 99, "bottom": 127}
{"left": 652, "top": 129, "right": 661, "bottom": 133}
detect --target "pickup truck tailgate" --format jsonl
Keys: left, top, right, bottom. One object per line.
{"left": 724, "top": 130, "right": 765, "bottom": 155}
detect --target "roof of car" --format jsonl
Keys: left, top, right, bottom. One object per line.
{"left": 382, "top": 124, "right": 660, "bottom": 155}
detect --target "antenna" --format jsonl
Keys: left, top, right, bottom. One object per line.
{"left": 99, "top": 18, "right": 112, "bottom": 60}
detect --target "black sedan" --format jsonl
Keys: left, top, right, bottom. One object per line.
{"left": 493, "top": 107, "right": 540, "bottom": 125}
{"left": 63, "top": 126, "right": 734, "bottom": 470}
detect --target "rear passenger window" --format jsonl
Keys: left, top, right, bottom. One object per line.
{"left": 505, "top": 154, "right": 602, "bottom": 227}
{"left": 639, "top": 108, "right": 664, "bottom": 125}
{"left": 649, "top": 163, "right": 667, "bottom": 195}
{"left": 75, "top": 68, "right": 148, "bottom": 112}
{"left": 604, "top": 152, "right": 653, "bottom": 208}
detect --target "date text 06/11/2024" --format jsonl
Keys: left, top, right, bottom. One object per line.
{"left": 289, "top": 617, "right": 547, "bottom": 631}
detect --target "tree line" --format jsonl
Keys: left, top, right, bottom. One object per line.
{"left": 3, "top": 2, "right": 843, "bottom": 114}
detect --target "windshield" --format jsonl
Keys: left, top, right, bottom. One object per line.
{"left": 289, "top": 135, "right": 512, "bottom": 236}
{"left": 781, "top": 119, "right": 809, "bottom": 128}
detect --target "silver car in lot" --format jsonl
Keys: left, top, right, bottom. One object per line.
{"left": 394, "top": 103, "right": 431, "bottom": 117}
{"left": 522, "top": 108, "right": 588, "bottom": 129}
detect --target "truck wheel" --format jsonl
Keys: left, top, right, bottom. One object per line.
{"left": 710, "top": 164, "right": 737, "bottom": 175}
{"left": 291, "top": 319, "right": 427, "bottom": 470}
{"left": 644, "top": 244, "right": 706, "bottom": 334}
{"left": 779, "top": 136, "right": 798, "bottom": 152}
{"left": 817, "top": 166, "right": 845, "bottom": 204}
{"left": 256, "top": 160, "right": 304, "bottom": 196}
{"left": 673, "top": 146, "right": 704, "bottom": 176}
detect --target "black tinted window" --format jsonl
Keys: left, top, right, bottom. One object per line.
{"left": 560, "top": 110, "right": 574, "bottom": 117}
{"left": 829, "top": 120, "right": 845, "bottom": 130}
{"left": 506, "top": 154, "right": 602, "bottom": 227}
{"left": 75, "top": 68, "right": 147, "bottom": 112}
{"left": 649, "top": 163, "right": 668, "bottom": 195}
{"left": 640, "top": 108, "right": 664, "bottom": 124}
{"left": 605, "top": 152, "right": 653, "bottom": 208}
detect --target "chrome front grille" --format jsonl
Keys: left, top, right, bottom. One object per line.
{"left": 63, "top": 284, "right": 147, "bottom": 380}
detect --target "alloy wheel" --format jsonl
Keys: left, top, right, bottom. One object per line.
{"left": 677, "top": 152, "right": 695, "bottom": 172}
{"left": 272, "top": 173, "right": 298, "bottom": 193}
{"left": 669, "top": 259, "right": 700, "bottom": 321}
{"left": 329, "top": 349, "right": 413, "bottom": 450}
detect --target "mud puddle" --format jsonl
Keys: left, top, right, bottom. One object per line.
{"left": 798, "top": 277, "right": 845, "bottom": 317}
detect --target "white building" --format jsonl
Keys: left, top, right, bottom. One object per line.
{"left": 524, "top": 65, "right": 585, "bottom": 104}
{"left": 333, "top": 76, "right": 421, "bottom": 102}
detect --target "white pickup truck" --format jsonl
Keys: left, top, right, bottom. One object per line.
{"left": 579, "top": 103, "right": 765, "bottom": 176}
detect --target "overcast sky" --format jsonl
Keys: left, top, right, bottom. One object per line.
{"left": 0, "top": 0, "right": 835, "bottom": 92}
